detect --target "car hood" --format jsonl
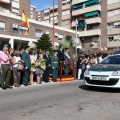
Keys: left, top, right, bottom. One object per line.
{"left": 89, "top": 64, "right": 120, "bottom": 72}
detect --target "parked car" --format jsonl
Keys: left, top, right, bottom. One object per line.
{"left": 85, "top": 54, "right": 120, "bottom": 88}
{"left": 114, "top": 50, "right": 120, "bottom": 54}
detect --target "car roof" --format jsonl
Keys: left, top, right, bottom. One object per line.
{"left": 108, "top": 54, "right": 120, "bottom": 57}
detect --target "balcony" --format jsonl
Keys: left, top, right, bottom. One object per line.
{"left": 86, "top": 17, "right": 101, "bottom": 24}
{"left": 62, "top": 4, "right": 71, "bottom": 10}
{"left": 44, "top": 16, "right": 50, "bottom": 20}
{"left": 62, "top": 24, "right": 70, "bottom": 29}
{"left": 62, "top": 14, "right": 71, "bottom": 20}
{"left": 108, "top": 28, "right": 120, "bottom": 35}
{"left": 50, "top": 19, "right": 58, "bottom": 24}
{"left": 107, "top": 2, "right": 120, "bottom": 11}
{"left": 12, "top": 1, "right": 19, "bottom": 9}
{"left": 72, "top": 4, "right": 101, "bottom": 16}
{"left": 72, "top": 17, "right": 101, "bottom": 27}
{"left": 107, "top": 15, "right": 120, "bottom": 23}
{"left": 50, "top": 4, "right": 58, "bottom": 10}
{"left": 79, "top": 29, "right": 101, "bottom": 37}
{"left": 107, "top": 40, "right": 120, "bottom": 48}
{"left": 50, "top": 12, "right": 58, "bottom": 17}
{"left": 0, "top": 7, "right": 10, "bottom": 13}
{"left": 0, "top": 0, "right": 10, "bottom": 4}
{"left": 72, "top": 0, "right": 88, "bottom": 5}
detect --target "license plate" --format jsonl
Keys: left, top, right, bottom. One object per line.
{"left": 92, "top": 76, "right": 107, "bottom": 81}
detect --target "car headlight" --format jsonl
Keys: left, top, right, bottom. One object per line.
{"left": 85, "top": 69, "right": 90, "bottom": 75}
{"left": 112, "top": 71, "right": 120, "bottom": 76}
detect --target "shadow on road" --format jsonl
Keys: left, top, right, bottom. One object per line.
{"left": 79, "top": 85, "right": 120, "bottom": 93}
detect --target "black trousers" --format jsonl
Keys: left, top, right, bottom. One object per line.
{"left": 44, "top": 67, "right": 51, "bottom": 82}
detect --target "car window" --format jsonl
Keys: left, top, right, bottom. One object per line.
{"left": 100, "top": 55, "right": 120, "bottom": 64}
{"left": 114, "top": 51, "right": 120, "bottom": 54}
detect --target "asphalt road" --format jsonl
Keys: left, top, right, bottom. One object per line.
{"left": 0, "top": 80, "right": 120, "bottom": 120}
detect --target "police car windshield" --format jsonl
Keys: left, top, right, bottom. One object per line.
{"left": 100, "top": 55, "right": 120, "bottom": 64}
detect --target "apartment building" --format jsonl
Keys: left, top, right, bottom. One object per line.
{"left": 37, "top": 0, "right": 120, "bottom": 53}
{"left": 0, "top": 0, "right": 78, "bottom": 50}
{"left": 107, "top": 0, "right": 120, "bottom": 50}
{"left": 37, "top": 0, "right": 103, "bottom": 52}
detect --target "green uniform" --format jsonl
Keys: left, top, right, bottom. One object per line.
{"left": 71, "top": 55, "right": 78, "bottom": 79}
{"left": 21, "top": 51, "right": 30, "bottom": 85}
{"left": 51, "top": 55, "right": 59, "bottom": 82}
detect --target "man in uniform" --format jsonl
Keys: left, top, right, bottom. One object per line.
{"left": 71, "top": 52, "right": 78, "bottom": 79}
{"left": 51, "top": 50, "right": 59, "bottom": 82}
{"left": 64, "top": 48, "right": 71, "bottom": 76}
{"left": 21, "top": 46, "right": 30, "bottom": 86}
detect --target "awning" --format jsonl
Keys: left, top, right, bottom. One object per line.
{"left": 72, "top": 3, "right": 83, "bottom": 10}
{"left": 84, "top": 10, "right": 99, "bottom": 18}
{"left": 85, "top": 0, "right": 99, "bottom": 6}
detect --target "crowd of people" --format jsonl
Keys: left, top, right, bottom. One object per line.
{"left": 0, "top": 44, "right": 103, "bottom": 90}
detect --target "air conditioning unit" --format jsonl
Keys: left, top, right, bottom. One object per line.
{"left": 54, "top": 33, "right": 58, "bottom": 37}
{"left": 12, "top": 24, "right": 18, "bottom": 29}
{"left": 90, "top": 42, "right": 95, "bottom": 46}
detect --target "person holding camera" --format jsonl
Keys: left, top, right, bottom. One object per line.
{"left": 0, "top": 44, "right": 12, "bottom": 89}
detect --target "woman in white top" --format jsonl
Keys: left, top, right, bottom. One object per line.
{"left": 13, "top": 51, "right": 21, "bottom": 87}
{"left": 30, "top": 49, "right": 36, "bottom": 84}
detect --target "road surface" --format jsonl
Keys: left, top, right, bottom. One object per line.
{"left": 0, "top": 80, "right": 120, "bottom": 120}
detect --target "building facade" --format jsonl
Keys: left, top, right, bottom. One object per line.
{"left": 0, "top": 0, "right": 120, "bottom": 52}
{"left": 0, "top": 0, "right": 79, "bottom": 50}
{"left": 37, "top": 0, "right": 120, "bottom": 53}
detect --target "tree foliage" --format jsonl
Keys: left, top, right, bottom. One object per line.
{"left": 35, "top": 33, "right": 52, "bottom": 51}
{"left": 59, "top": 35, "right": 73, "bottom": 49}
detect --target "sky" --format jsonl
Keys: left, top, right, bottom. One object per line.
{"left": 31, "top": 0, "right": 58, "bottom": 11}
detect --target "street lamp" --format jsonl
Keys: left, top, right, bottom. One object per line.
{"left": 75, "top": 19, "right": 78, "bottom": 54}
{"left": 52, "top": 0, "right": 55, "bottom": 50}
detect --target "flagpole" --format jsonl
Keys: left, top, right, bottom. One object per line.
{"left": 75, "top": 19, "right": 78, "bottom": 54}
{"left": 52, "top": 0, "right": 55, "bottom": 50}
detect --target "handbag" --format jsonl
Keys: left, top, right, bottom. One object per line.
{"left": 17, "top": 64, "right": 24, "bottom": 70}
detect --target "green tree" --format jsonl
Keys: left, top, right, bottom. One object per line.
{"left": 35, "top": 33, "right": 52, "bottom": 51}
{"left": 65, "top": 35, "right": 73, "bottom": 47}
{"left": 59, "top": 35, "right": 73, "bottom": 49}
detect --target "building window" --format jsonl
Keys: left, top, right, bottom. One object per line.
{"left": 108, "top": 23, "right": 114, "bottom": 29}
{"left": 12, "top": 0, "right": 19, "bottom": 2}
{"left": 0, "top": 22, "right": 5, "bottom": 31}
{"left": 62, "top": 0, "right": 70, "bottom": 5}
{"left": 44, "top": 12, "right": 49, "bottom": 17}
{"left": 12, "top": 24, "right": 18, "bottom": 31}
{"left": 50, "top": 16, "right": 58, "bottom": 21}
{"left": 108, "top": 22, "right": 120, "bottom": 29}
{"left": 19, "top": 26, "right": 28, "bottom": 35}
{"left": 62, "top": 19, "right": 70, "bottom": 25}
{"left": 58, "top": 34, "right": 63, "bottom": 40}
{"left": 108, "top": 36, "right": 114, "bottom": 41}
{"left": 50, "top": 8, "right": 58, "bottom": 14}
{"left": 35, "top": 29, "right": 43, "bottom": 37}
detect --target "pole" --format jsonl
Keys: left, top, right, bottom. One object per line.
{"left": 75, "top": 19, "right": 78, "bottom": 54}
{"left": 52, "top": 0, "right": 55, "bottom": 50}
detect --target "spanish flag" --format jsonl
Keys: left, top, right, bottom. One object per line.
{"left": 22, "top": 10, "right": 30, "bottom": 34}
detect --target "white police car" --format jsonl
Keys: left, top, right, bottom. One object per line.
{"left": 85, "top": 54, "right": 120, "bottom": 88}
